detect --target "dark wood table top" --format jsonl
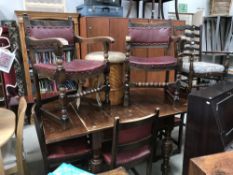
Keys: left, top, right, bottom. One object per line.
{"left": 42, "top": 89, "right": 187, "bottom": 144}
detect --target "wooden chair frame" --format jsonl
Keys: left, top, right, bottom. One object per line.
{"left": 108, "top": 108, "right": 160, "bottom": 175}
{"left": 175, "top": 25, "right": 229, "bottom": 93}
{"left": 124, "top": 22, "right": 180, "bottom": 107}
{"left": 24, "top": 14, "right": 114, "bottom": 123}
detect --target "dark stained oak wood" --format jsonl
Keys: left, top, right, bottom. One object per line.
{"left": 42, "top": 89, "right": 186, "bottom": 144}
{"left": 183, "top": 80, "right": 233, "bottom": 175}
{"left": 40, "top": 89, "right": 186, "bottom": 175}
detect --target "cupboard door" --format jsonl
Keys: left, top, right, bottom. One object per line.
{"left": 87, "top": 17, "right": 109, "bottom": 52}
{"left": 110, "top": 18, "right": 128, "bottom": 52}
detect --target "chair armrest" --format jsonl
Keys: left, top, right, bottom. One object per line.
{"left": 28, "top": 37, "right": 69, "bottom": 48}
{"left": 75, "top": 35, "right": 114, "bottom": 45}
{"left": 75, "top": 35, "right": 114, "bottom": 60}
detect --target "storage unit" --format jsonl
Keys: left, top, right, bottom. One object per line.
{"left": 183, "top": 80, "right": 233, "bottom": 175}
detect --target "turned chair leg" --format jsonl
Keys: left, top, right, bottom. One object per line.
{"left": 76, "top": 81, "right": 83, "bottom": 109}
{"left": 124, "top": 62, "right": 130, "bottom": 107}
{"left": 104, "top": 62, "right": 111, "bottom": 106}
{"left": 174, "top": 74, "right": 181, "bottom": 102}
{"left": 59, "top": 86, "right": 68, "bottom": 122}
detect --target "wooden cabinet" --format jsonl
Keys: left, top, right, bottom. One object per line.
{"left": 15, "top": 11, "right": 79, "bottom": 99}
{"left": 189, "top": 151, "right": 233, "bottom": 175}
{"left": 80, "top": 17, "right": 185, "bottom": 82}
{"left": 183, "top": 80, "right": 233, "bottom": 175}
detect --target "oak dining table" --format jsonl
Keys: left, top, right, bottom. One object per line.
{"left": 39, "top": 88, "right": 187, "bottom": 175}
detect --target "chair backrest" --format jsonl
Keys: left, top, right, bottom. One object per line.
{"left": 127, "top": 22, "right": 173, "bottom": 48}
{"left": 16, "top": 96, "right": 27, "bottom": 175}
{"left": 23, "top": 14, "right": 76, "bottom": 65}
{"left": 23, "top": 14, "right": 74, "bottom": 45}
{"left": 111, "top": 108, "right": 160, "bottom": 168}
{"left": 176, "top": 25, "right": 202, "bottom": 62}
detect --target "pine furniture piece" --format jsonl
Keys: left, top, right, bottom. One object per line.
{"left": 36, "top": 88, "right": 187, "bottom": 175}
{"left": 188, "top": 151, "right": 233, "bottom": 175}
{"left": 183, "top": 80, "right": 233, "bottom": 175}
{"left": 102, "top": 108, "right": 159, "bottom": 175}
{"left": 123, "top": 21, "right": 180, "bottom": 107}
{"left": 0, "top": 108, "right": 15, "bottom": 175}
{"left": 2, "top": 97, "right": 28, "bottom": 175}
{"left": 98, "top": 166, "right": 128, "bottom": 175}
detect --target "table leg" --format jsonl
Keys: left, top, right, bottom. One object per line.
{"left": 0, "top": 150, "right": 5, "bottom": 175}
{"left": 90, "top": 132, "right": 103, "bottom": 173}
{"left": 161, "top": 123, "right": 173, "bottom": 175}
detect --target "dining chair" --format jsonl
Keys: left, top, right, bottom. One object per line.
{"left": 23, "top": 13, "right": 114, "bottom": 123}
{"left": 102, "top": 108, "right": 160, "bottom": 175}
{"left": 123, "top": 21, "right": 180, "bottom": 107}
{"left": 175, "top": 25, "right": 228, "bottom": 93}
{"left": 31, "top": 104, "right": 92, "bottom": 173}
{"left": 3, "top": 96, "right": 29, "bottom": 175}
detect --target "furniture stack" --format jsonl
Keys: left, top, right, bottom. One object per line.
{"left": 13, "top": 10, "right": 188, "bottom": 175}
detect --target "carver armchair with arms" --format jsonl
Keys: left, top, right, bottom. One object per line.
{"left": 175, "top": 25, "right": 228, "bottom": 93}
{"left": 23, "top": 14, "right": 114, "bottom": 122}
{"left": 123, "top": 21, "right": 180, "bottom": 107}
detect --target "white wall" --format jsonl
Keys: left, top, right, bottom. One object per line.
{"left": 0, "top": 0, "right": 24, "bottom": 20}
{"left": 1, "top": 0, "right": 233, "bottom": 20}
{"left": 66, "top": 0, "right": 83, "bottom": 13}
{"left": 0, "top": 0, "right": 84, "bottom": 20}
{"left": 167, "top": 0, "right": 209, "bottom": 15}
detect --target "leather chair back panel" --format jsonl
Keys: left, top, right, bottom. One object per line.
{"left": 28, "top": 26, "right": 74, "bottom": 44}
{"left": 118, "top": 123, "right": 152, "bottom": 144}
{"left": 128, "top": 26, "right": 171, "bottom": 46}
